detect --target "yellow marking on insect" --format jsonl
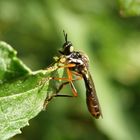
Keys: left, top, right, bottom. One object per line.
{"left": 60, "top": 57, "right": 66, "bottom": 63}
{"left": 70, "top": 46, "right": 74, "bottom": 52}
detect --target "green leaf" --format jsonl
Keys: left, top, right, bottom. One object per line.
{"left": 0, "top": 42, "right": 31, "bottom": 83}
{"left": 0, "top": 42, "right": 60, "bottom": 140}
{"left": 119, "top": 0, "right": 140, "bottom": 16}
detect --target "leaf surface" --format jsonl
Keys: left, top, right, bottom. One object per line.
{"left": 0, "top": 42, "right": 60, "bottom": 140}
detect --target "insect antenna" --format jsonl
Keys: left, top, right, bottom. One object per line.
{"left": 63, "top": 30, "right": 68, "bottom": 43}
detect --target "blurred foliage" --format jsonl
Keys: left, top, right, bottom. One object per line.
{"left": 0, "top": 0, "right": 140, "bottom": 140}
{"left": 119, "top": 0, "right": 140, "bottom": 16}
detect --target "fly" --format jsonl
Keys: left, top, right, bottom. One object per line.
{"left": 44, "top": 31, "right": 102, "bottom": 119}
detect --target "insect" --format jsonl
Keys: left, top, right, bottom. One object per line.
{"left": 44, "top": 31, "right": 102, "bottom": 119}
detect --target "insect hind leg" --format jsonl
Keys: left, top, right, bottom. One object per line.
{"left": 43, "top": 81, "right": 75, "bottom": 110}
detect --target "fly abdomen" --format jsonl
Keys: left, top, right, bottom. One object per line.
{"left": 83, "top": 71, "right": 102, "bottom": 119}
{"left": 86, "top": 91, "right": 101, "bottom": 118}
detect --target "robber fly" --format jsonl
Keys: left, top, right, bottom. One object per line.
{"left": 45, "top": 31, "right": 102, "bottom": 119}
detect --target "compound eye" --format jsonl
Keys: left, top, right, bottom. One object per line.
{"left": 64, "top": 45, "right": 72, "bottom": 55}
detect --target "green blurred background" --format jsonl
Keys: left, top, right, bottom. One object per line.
{"left": 0, "top": 0, "right": 140, "bottom": 140}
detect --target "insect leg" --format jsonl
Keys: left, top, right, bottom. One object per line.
{"left": 52, "top": 64, "right": 79, "bottom": 97}
{"left": 66, "top": 68, "right": 78, "bottom": 97}
{"left": 58, "top": 63, "right": 76, "bottom": 68}
{"left": 56, "top": 81, "right": 69, "bottom": 94}
{"left": 71, "top": 71, "right": 83, "bottom": 81}
{"left": 43, "top": 81, "right": 74, "bottom": 110}
{"left": 43, "top": 65, "right": 79, "bottom": 109}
